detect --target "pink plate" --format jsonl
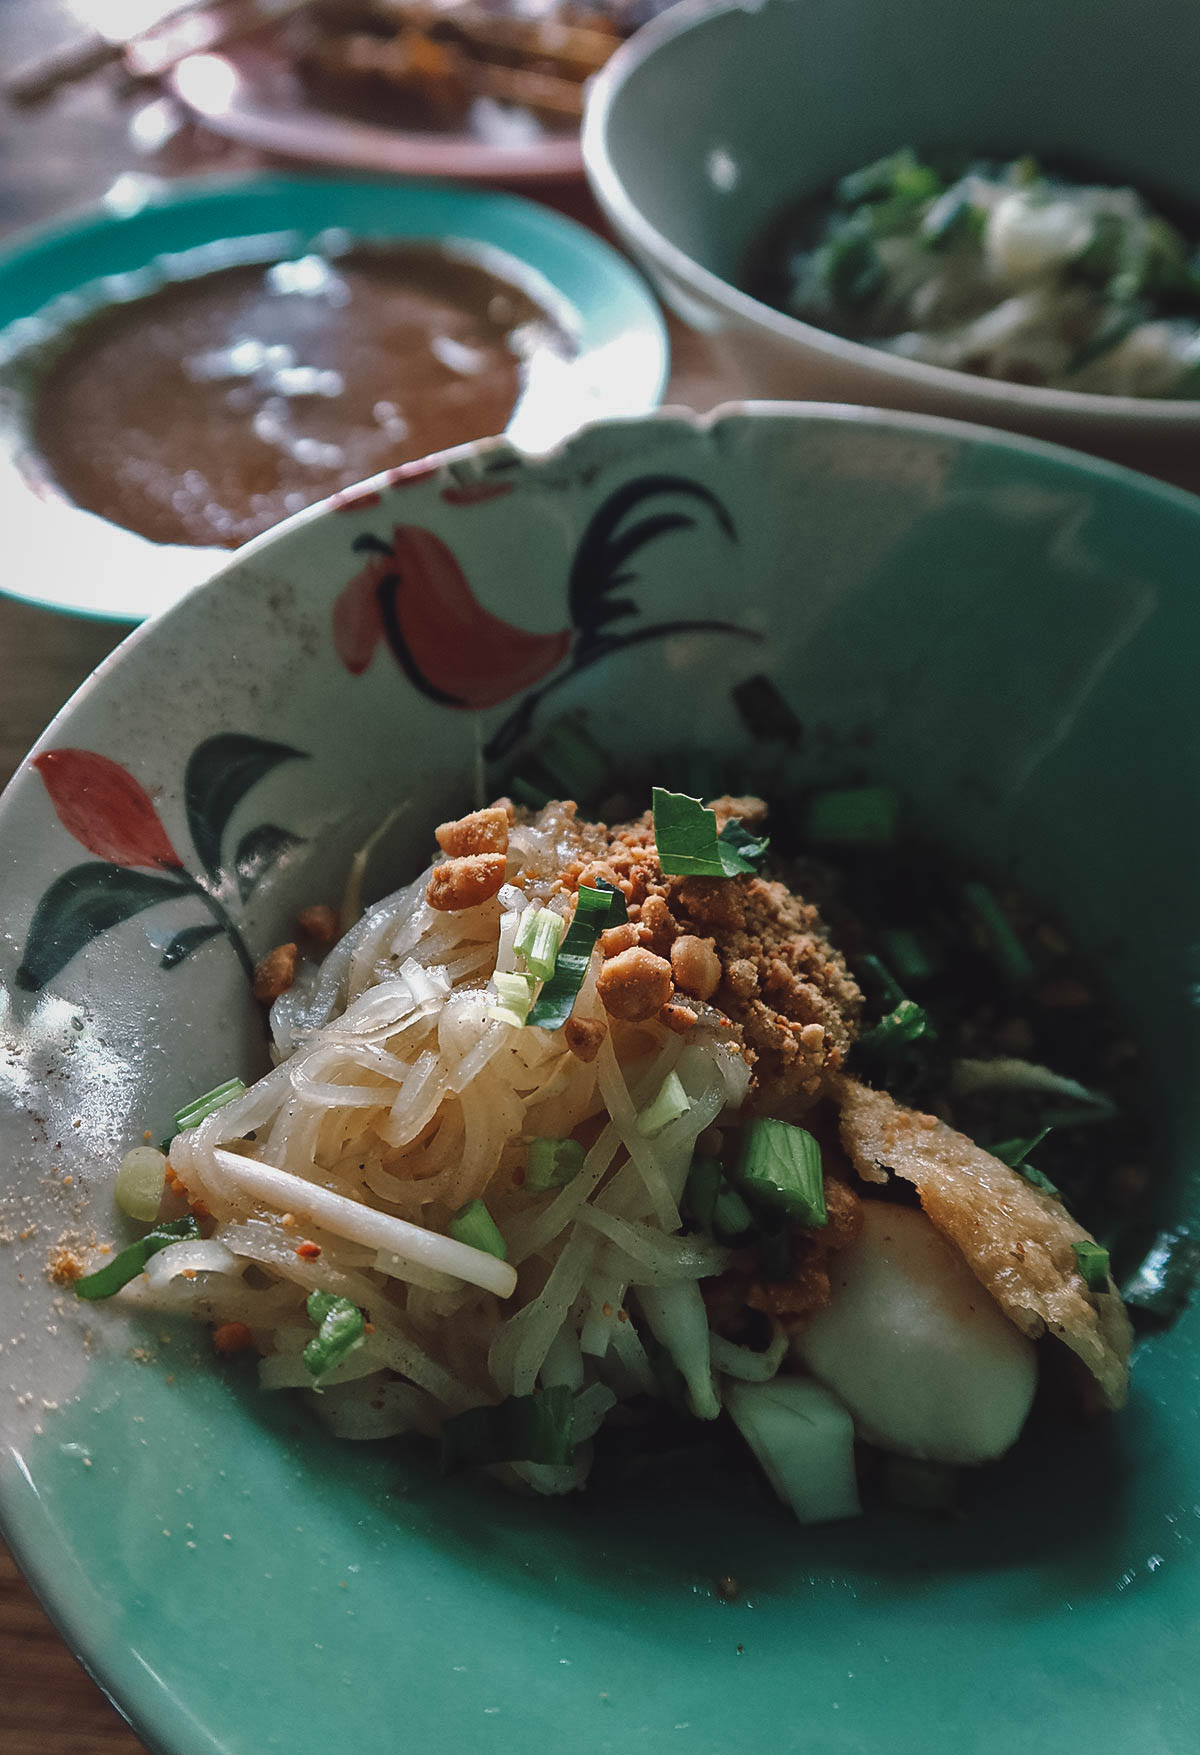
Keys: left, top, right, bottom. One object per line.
{"left": 169, "top": 40, "right": 586, "bottom": 184}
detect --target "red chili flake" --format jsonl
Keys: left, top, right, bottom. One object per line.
{"left": 294, "top": 1241, "right": 322, "bottom": 1260}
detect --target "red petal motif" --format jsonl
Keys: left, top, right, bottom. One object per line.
{"left": 332, "top": 559, "right": 387, "bottom": 675}
{"left": 33, "top": 749, "right": 183, "bottom": 869}
{"left": 385, "top": 525, "right": 570, "bottom": 708}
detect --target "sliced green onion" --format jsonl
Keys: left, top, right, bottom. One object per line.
{"left": 303, "top": 1290, "right": 365, "bottom": 1380}
{"left": 734, "top": 1119, "right": 827, "bottom": 1227}
{"left": 963, "top": 881, "right": 1035, "bottom": 985}
{"left": 1018, "top": 1163, "right": 1062, "bottom": 1198}
{"left": 990, "top": 1128, "right": 1051, "bottom": 1168}
{"left": 636, "top": 1070, "right": 691, "bottom": 1137}
{"left": 878, "top": 927, "right": 938, "bottom": 986}
{"left": 526, "top": 878, "right": 626, "bottom": 1031}
{"left": 713, "top": 1181, "right": 754, "bottom": 1240}
{"left": 114, "top": 1146, "right": 168, "bottom": 1223}
{"left": 514, "top": 905, "right": 541, "bottom": 962}
{"left": 73, "top": 1215, "right": 201, "bottom": 1301}
{"left": 804, "top": 785, "right": 898, "bottom": 846}
{"left": 440, "top": 1385, "right": 575, "bottom": 1473}
{"left": 173, "top": 1077, "right": 246, "bottom": 1132}
{"left": 1072, "top": 1239, "right": 1111, "bottom": 1292}
{"left": 858, "top": 999, "right": 930, "bottom": 1054}
{"left": 489, "top": 971, "right": 535, "bottom": 1029}
{"left": 526, "top": 909, "right": 566, "bottom": 981}
{"left": 652, "top": 788, "right": 769, "bottom": 878}
{"left": 449, "top": 1199, "right": 507, "bottom": 1261}
{"left": 526, "top": 1137, "right": 586, "bottom": 1193}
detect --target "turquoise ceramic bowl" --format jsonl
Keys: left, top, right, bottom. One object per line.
{"left": 584, "top": 0, "right": 1200, "bottom": 466}
{"left": 0, "top": 172, "right": 668, "bottom": 623}
{"left": 1, "top": 405, "right": 1199, "bottom": 1754}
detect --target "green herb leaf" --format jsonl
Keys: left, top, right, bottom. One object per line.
{"left": 734, "top": 1119, "right": 827, "bottom": 1227}
{"left": 652, "top": 789, "right": 768, "bottom": 878}
{"left": 526, "top": 1138, "right": 587, "bottom": 1192}
{"left": 303, "top": 1291, "right": 365, "bottom": 1380}
{"left": 859, "top": 999, "right": 930, "bottom": 1054}
{"left": 73, "top": 1215, "right": 201, "bottom": 1301}
{"left": 449, "top": 1199, "right": 508, "bottom": 1260}
{"left": 440, "top": 1385, "right": 575, "bottom": 1473}
{"left": 526, "top": 879, "right": 626, "bottom": 1031}
{"left": 173, "top": 1077, "right": 247, "bottom": 1132}
{"left": 1072, "top": 1239, "right": 1112, "bottom": 1292}
{"left": 990, "top": 1128, "right": 1052, "bottom": 1169}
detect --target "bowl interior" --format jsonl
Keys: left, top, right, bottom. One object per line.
{"left": 2, "top": 407, "right": 1199, "bottom": 1755}
{"left": 596, "top": 0, "right": 1200, "bottom": 290}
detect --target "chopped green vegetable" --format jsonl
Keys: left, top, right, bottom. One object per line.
{"left": 440, "top": 1385, "right": 575, "bottom": 1472}
{"left": 636, "top": 1070, "right": 692, "bottom": 1137}
{"left": 489, "top": 971, "right": 535, "bottom": 1029}
{"left": 878, "top": 927, "right": 938, "bottom": 985}
{"left": 734, "top": 1119, "right": 827, "bottom": 1227}
{"left": 804, "top": 785, "right": 899, "bottom": 846}
{"left": 837, "top": 146, "right": 941, "bottom": 207}
{"left": 858, "top": 998, "right": 930, "bottom": 1054}
{"left": 449, "top": 1198, "right": 508, "bottom": 1260}
{"left": 1072, "top": 1239, "right": 1111, "bottom": 1292}
{"left": 962, "top": 881, "right": 1035, "bottom": 985}
{"left": 526, "top": 909, "right": 566, "bottom": 981}
{"left": 514, "top": 905, "right": 541, "bottom": 962}
{"left": 303, "top": 1290, "right": 366, "bottom": 1380}
{"left": 114, "top": 1145, "right": 168, "bottom": 1222}
{"left": 822, "top": 224, "right": 886, "bottom": 309}
{"left": 526, "top": 1137, "right": 586, "bottom": 1193}
{"left": 173, "top": 1077, "right": 246, "bottom": 1132}
{"left": 652, "top": 788, "right": 769, "bottom": 878}
{"left": 989, "top": 1130, "right": 1060, "bottom": 1197}
{"left": 73, "top": 1215, "right": 201, "bottom": 1301}
{"left": 526, "top": 878, "right": 627, "bottom": 1031}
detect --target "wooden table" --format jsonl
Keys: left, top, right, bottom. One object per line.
{"left": 0, "top": 5, "right": 739, "bottom": 1747}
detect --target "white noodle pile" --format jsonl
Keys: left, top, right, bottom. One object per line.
{"left": 144, "top": 806, "right": 749, "bottom": 1485}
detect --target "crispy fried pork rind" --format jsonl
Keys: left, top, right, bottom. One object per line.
{"left": 834, "top": 1077, "right": 1132, "bottom": 1410}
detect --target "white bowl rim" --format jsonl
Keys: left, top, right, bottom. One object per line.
{"left": 582, "top": 0, "right": 1200, "bottom": 432}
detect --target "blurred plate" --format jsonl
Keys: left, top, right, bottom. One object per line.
{"left": 169, "top": 39, "right": 586, "bottom": 182}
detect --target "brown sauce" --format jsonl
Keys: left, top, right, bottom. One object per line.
{"left": 32, "top": 243, "right": 570, "bottom": 548}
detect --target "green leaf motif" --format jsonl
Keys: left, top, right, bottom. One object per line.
{"left": 185, "top": 734, "right": 308, "bottom": 883}
{"left": 16, "top": 862, "right": 186, "bottom": 992}
{"left": 235, "top": 823, "right": 305, "bottom": 903}
{"left": 160, "top": 921, "right": 224, "bottom": 970}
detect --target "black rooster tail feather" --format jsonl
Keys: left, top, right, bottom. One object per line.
{"left": 568, "top": 475, "right": 737, "bottom": 630}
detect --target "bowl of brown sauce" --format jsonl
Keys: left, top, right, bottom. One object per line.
{"left": 0, "top": 173, "right": 668, "bottom": 621}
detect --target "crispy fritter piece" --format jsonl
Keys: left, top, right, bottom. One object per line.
{"left": 834, "top": 1076, "right": 1132, "bottom": 1410}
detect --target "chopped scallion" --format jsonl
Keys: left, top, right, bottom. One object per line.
{"left": 526, "top": 1138, "right": 586, "bottom": 1192}
{"left": 1072, "top": 1239, "right": 1111, "bottom": 1292}
{"left": 734, "top": 1119, "right": 827, "bottom": 1227}
{"left": 450, "top": 1198, "right": 508, "bottom": 1261}
{"left": 526, "top": 879, "right": 626, "bottom": 1031}
{"left": 526, "top": 909, "right": 566, "bottom": 981}
{"left": 114, "top": 1145, "right": 168, "bottom": 1223}
{"left": 652, "top": 788, "right": 769, "bottom": 878}
{"left": 513, "top": 905, "right": 541, "bottom": 963}
{"left": 303, "top": 1290, "right": 365, "bottom": 1380}
{"left": 804, "top": 785, "right": 899, "bottom": 846}
{"left": 73, "top": 1215, "right": 201, "bottom": 1301}
{"left": 440, "top": 1385, "right": 575, "bottom": 1473}
{"left": 489, "top": 971, "right": 535, "bottom": 1029}
{"left": 962, "top": 881, "right": 1035, "bottom": 986}
{"left": 636, "top": 1070, "right": 691, "bottom": 1137}
{"left": 858, "top": 999, "right": 930, "bottom": 1054}
{"left": 173, "top": 1077, "right": 246, "bottom": 1132}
